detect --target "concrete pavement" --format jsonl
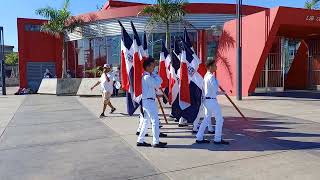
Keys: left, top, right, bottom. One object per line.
{"left": 0, "top": 95, "right": 168, "bottom": 180}
{"left": 0, "top": 94, "right": 319, "bottom": 179}
{"left": 217, "top": 92, "right": 320, "bottom": 123}
{"left": 79, "top": 96, "right": 320, "bottom": 180}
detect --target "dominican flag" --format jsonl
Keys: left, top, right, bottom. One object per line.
{"left": 184, "top": 28, "right": 206, "bottom": 77}
{"left": 119, "top": 21, "right": 139, "bottom": 115}
{"left": 159, "top": 41, "right": 171, "bottom": 104}
{"left": 179, "top": 40, "right": 203, "bottom": 122}
{"left": 169, "top": 39, "right": 182, "bottom": 119}
{"left": 131, "top": 21, "right": 144, "bottom": 103}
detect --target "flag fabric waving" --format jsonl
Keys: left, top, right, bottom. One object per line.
{"left": 131, "top": 21, "right": 144, "bottom": 103}
{"left": 178, "top": 39, "right": 203, "bottom": 123}
{"left": 119, "top": 21, "right": 138, "bottom": 116}
{"left": 159, "top": 41, "right": 170, "bottom": 89}
{"left": 159, "top": 41, "right": 171, "bottom": 104}
{"left": 184, "top": 28, "right": 206, "bottom": 77}
{"left": 169, "top": 39, "right": 183, "bottom": 119}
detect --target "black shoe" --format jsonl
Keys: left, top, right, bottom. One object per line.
{"left": 110, "top": 108, "right": 116, "bottom": 114}
{"left": 153, "top": 142, "right": 167, "bottom": 148}
{"left": 196, "top": 139, "right": 210, "bottom": 144}
{"left": 136, "top": 132, "right": 148, "bottom": 137}
{"left": 192, "top": 130, "right": 198, "bottom": 134}
{"left": 100, "top": 113, "right": 106, "bottom": 118}
{"left": 207, "top": 131, "right": 215, "bottom": 134}
{"left": 178, "top": 124, "right": 188, "bottom": 127}
{"left": 137, "top": 142, "right": 152, "bottom": 147}
{"left": 174, "top": 119, "right": 179, "bottom": 122}
{"left": 213, "top": 140, "right": 230, "bottom": 145}
{"left": 159, "top": 132, "right": 167, "bottom": 137}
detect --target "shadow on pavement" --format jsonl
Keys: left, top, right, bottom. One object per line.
{"left": 164, "top": 116, "right": 320, "bottom": 151}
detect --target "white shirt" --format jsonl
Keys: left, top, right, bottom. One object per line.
{"left": 203, "top": 72, "right": 219, "bottom": 99}
{"left": 142, "top": 72, "right": 162, "bottom": 100}
{"left": 99, "top": 72, "right": 114, "bottom": 93}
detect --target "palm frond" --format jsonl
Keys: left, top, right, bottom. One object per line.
{"left": 65, "top": 16, "right": 84, "bottom": 33}
{"left": 36, "top": 7, "right": 59, "bottom": 20}
{"left": 305, "top": 0, "right": 320, "bottom": 9}
{"left": 63, "top": 0, "right": 71, "bottom": 11}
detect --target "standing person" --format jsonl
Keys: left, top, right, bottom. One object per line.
{"left": 113, "top": 70, "right": 121, "bottom": 97}
{"left": 91, "top": 64, "right": 117, "bottom": 118}
{"left": 137, "top": 57, "right": 167, "bottom": 148}
{"left": 195, "top": 59, "right": 229, "bottom": 145}
{"left": 43, "top": 68, "right": 53, "bottom": 78}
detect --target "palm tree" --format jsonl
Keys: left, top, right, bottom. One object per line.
{"left": 305, "top": 0, "right": 320, "bottom": 9}
{"left": 139, "top": 0, "right": 188, "bottom": 51}
{"left": 36, "top": 0, "right": 83, "bottom": 77}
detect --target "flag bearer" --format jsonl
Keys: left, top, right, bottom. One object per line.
{"left": 195, "top": 59, "right": 229, "bottom": 145}
{"left": 137, "top": 57, "right": 167, "bottom": 148}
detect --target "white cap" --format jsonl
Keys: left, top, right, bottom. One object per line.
{"left": 103, "top": 64, "right": 110, "bottom": 68}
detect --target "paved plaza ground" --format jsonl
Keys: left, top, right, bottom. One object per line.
{"left": 0, "top": 93, "right": 319, "bottom": 180}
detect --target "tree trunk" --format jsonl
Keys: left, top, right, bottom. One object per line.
{"left": 61, "top": 38, "right": 66, "bottom": 78}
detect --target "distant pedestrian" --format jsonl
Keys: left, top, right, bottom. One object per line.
{"left": 43, "top": 68, "right": 53, "bottom": 78}
{"left": 91, "top": 64, "right": 116, "bottom": 118}
{"left": 113, "top": 71, "right": 121, "bottom": 97}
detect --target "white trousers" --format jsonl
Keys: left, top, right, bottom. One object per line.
{"left": 137, "top": 100, "right": 160, "bottom": 145}
{"left": 193, "top": 104, "right": 214, "bottom": 132}
{"left": 196, "top": 99, "right": 224, "bottom": 142}
{"left": 137, "top": 113, "right": 144, "bottom": 132}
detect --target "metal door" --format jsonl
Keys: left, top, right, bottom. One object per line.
{"left": 27, "top": 62, "right": 56, "bottom": 92}
{"left": 307, "top": 40, "right": 320, "bottom": 89}
{"left": 256, "top": 38, "right": 284, "bottom": 92}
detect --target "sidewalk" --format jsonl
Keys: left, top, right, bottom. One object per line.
{"left": 78, "top": 96, "right": 320, "bottom": 180}
{"left": 0, "top": 94, "right": 319, "bottom": 179}
{"left": 217, "top": 94, "right": 320, "bottom": 123}
{"left": 0, "top": 95, "right": 168, "bottom": 180}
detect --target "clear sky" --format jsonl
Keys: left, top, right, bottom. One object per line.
{"left": 0, "top": 0, "right": 307, "bottom": 51}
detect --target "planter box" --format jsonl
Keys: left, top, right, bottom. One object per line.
{"left": 38, "top": 78, "right": 81, "bottom": 96}
{"left": 77, "top": 78, "right": 102, "bottom": 96}
{"left": 38, "top": 78, "right": 125, "bottom": 96}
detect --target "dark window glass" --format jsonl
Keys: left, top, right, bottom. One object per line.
{"left": 25, "top": 24, "right": 41, "bottom": 32}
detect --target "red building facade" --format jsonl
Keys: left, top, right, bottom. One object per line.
{"left": 17, "top": 0, "right": 320, "bottom": 95}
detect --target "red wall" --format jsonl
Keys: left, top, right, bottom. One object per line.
{"left": 217, "top": 8, "right": 280, "bottom": 96}
{"left": 217, "top": 7, "right": 320, "bottom": 96}
{"left": 17, "top": 18, "right": 62, "bottom": 88}
{"left": 285, "top": 41, "right": 309, "bottom": 90}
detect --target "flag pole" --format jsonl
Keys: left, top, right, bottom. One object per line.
{"left": 156, "top": 95, "right": 168, "bottom": 124}
{"left": 219, "top": 86, "right": 247, "bottom": 121}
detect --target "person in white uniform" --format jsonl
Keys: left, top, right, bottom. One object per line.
{"left": 137, "top": 57, "right": 167, "bottom": 148}
{"left": 91, "top": 64, "right": 116, "bottom": 118}
{"left": 195, "top": 59, "right": 229, "bottom": 145}
{"left": 192, "top": 104, "right": 214, "bottom": 134}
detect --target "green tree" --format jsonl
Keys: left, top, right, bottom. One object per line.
{"left": 5, "top": 52, "right": 18, "bottom": 66}
{"left": 36, "top": 0, "right": 83, "bottom": 77}
{"left": 139, "top": 0, "right": 188, "bottom": 51}
{"left": 305, "top": 0, "right": 320, "bottom": 9}
{"left": 85, "top": 66, "right": 102, "bottom": 78}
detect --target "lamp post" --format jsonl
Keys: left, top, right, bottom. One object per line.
{"left": 236, "top": 0, "right": 242, "bottom": 100}
{"left": 0, "top": 26, "right": 6, "bottom": 95}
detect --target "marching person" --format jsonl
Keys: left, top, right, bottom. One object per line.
{"left": 192, "top": 103, "right": 215, "bottom": 134}
{"left": 137, "top": 57, "right": 167, "bottom": 148}
{"left": 195, "top": 59, "right": 229, "bottom": 145}
{"left": 91, "top": 64, "right": 117, "bottom": 118}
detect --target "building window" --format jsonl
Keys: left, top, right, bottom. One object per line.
{"left": 25, "top": 24, "right": 41, "bottom": 32}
